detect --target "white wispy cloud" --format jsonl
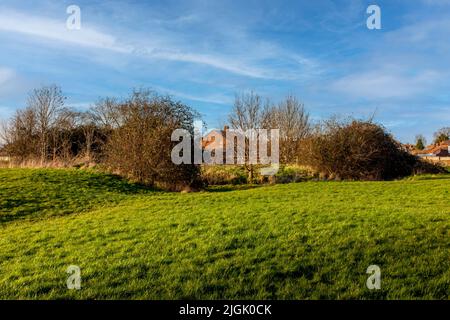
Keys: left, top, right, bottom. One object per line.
{"left": 150, "top": 85, "right": 233, "bottom": 105}
{"left": 0, "top": 66, "right": 28, "bottom": 98}
{"left": 331, "top": 69, "right": 441, "bottom": 99}
{"left": 0, "top": 9, "right": 317, "bottom": 80}
{"left": 0, "top": 10, "right": 127, "bottom": 52}
{"left": 0, "top": 67, "right": 15, "bottom": 86}
{"left": 330, "top": 13, "right": 450, "bottom": 101}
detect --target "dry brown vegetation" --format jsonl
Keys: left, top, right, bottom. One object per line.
{"left": 299, "top": 119, "right": 444, "bottom": 180}
{"left": 1, "top": 86, "right": 445, "bottom": 187}
{"left": 0, "top": 86, "right": 201, "bottom": 190}
{"left": 101, "top": 89, "right": 202, "bottom": 190}
{"left": 228, "top": 92, "right": 311, "bottom": 182}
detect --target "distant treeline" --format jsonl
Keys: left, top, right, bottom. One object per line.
{"left": 0, "top": 86, "right": 445, "bottom": 189}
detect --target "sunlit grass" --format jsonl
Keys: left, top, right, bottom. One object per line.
{"left": 0, "top": 168, "right": 449, "bottom": 299}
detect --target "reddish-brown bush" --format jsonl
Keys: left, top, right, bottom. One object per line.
{"left": 300, "top": 119, "right": 444, "bottom": 180}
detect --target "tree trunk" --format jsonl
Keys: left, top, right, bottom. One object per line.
{"left": 248, "top": 165, "right": 254, "bottom": 183}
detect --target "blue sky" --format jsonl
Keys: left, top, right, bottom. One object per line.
{"left": 0, "top": 0, "right": 449, "bottom": 143}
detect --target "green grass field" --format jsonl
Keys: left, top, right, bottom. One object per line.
{"left": 0, "top": 168, "right": 449, "bottom": 299}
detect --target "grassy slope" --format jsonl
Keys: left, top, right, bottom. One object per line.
{"left": 0, "top": 169, "right": 151, "bottom": 223}
{"left": 0, "top": 169, "right": 449, "bottom": 299}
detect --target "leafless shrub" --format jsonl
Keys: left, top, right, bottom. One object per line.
{"left": 299, "top": 119, "right": 443, "bottom": 180}
{"left": 2, "top": 107, "right": 39, "bottom": 162}
{"left": 104, "top": 89, "right": 202, "bottom": 189}
{"left": 433, "top": 127, "right": 450, "bottom": 144}
{"left": 227, "top": 92, "right": 311, "bottom": 181}
{"left": 28, "top": 85, "right": 66, "bottom": 164}
{"left": 262, "top": 95, "right": 310, "bottom": 164}
{"left": 228, "top": 92, "right": 268, "bottom": 182}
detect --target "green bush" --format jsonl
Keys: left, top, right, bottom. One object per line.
{"left": 274, "top": 165, "right": 313, "bottom": 184}
{"left": 201, "top": 165, "right": 248, "bottom": 185}
{"left": 201, "top": 165, "right": 315, "bottom": 185}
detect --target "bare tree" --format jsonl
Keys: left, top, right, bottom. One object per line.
{"left": 263, "top": 95, "right": 310, "bottom": 164}
{"left": 27, "top": 85, "right": 66, "bottom": 164}
{"left": 105, "top": 89, "right": 201, "bottom": 189}
{"left": 90, "top": 97, "right": 122, "bottom": 129}
{"left": 0, "top": 118, "right": 12, "bottom": 149}
{"left": 3, "top": 108, "right": 38, "bottom": 161}
{"left": 52, "top": 108, "right": 77, "bottom": 163}
{"left": 433, "top": 127, "right": 450, "bottom": 145}
{"left": 229, "top": 92, "right": 264, "bottom": 131}
{"left": 228, "top": 92, "right": 268, "bottom": 182}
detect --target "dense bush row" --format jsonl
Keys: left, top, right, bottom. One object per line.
{"left": 299, "top": 120, "right": 444, "bottom": 180}
{"left": 0, "top": 87, "right": 201, "bottom": 190}
{"left": 1, "top": 86, "right": 445, "bottom": 188}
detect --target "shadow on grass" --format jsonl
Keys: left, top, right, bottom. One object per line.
{"left": 28, "top": 170, "right": 157, "bottom": 194}
{"left": 405, "top": 173, "right": 450, "bottom": 181}
{"left": 0, "top": 169, "right": 158, "bottom": 224}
